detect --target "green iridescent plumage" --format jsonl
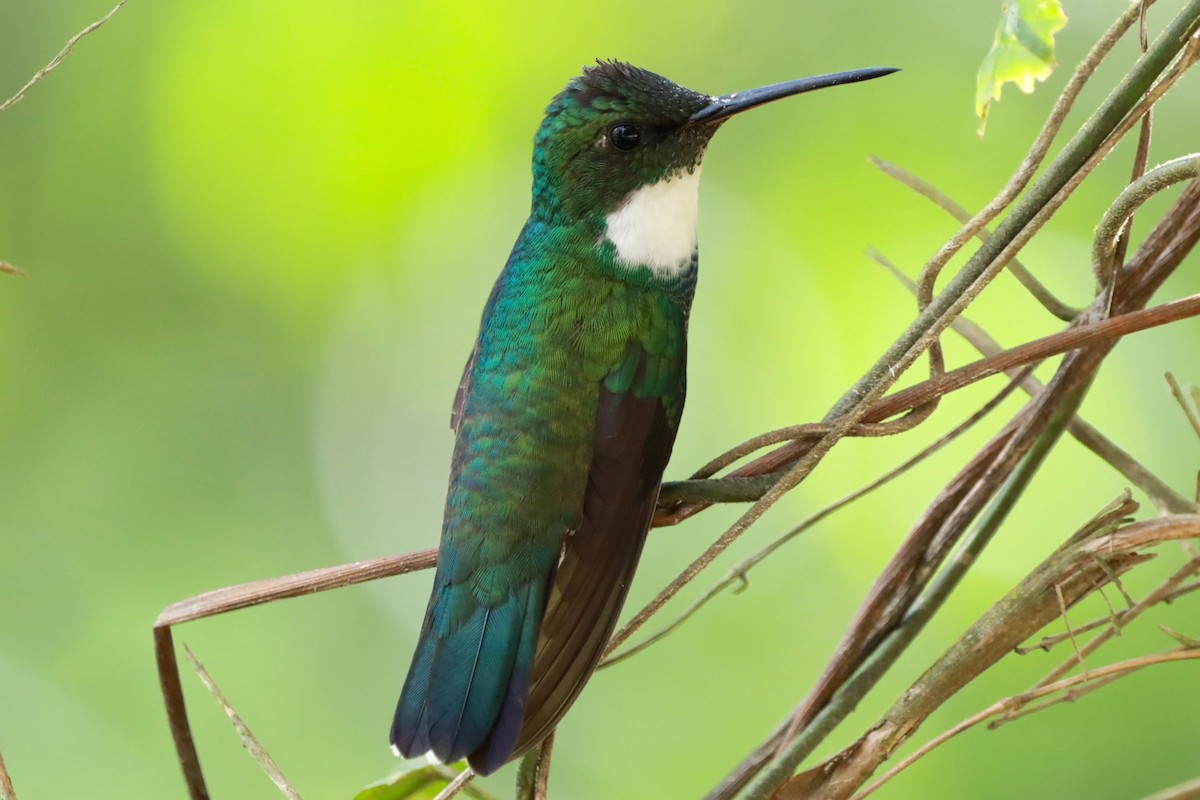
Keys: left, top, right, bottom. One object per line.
{"left": 392, "top": 214, "right": 693, "bottom": 771}
{"left": 391, "top": 59, "right": 897, "bottom": 775}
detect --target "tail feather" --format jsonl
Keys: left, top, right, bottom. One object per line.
{"left": 390, "top": 627, "right": 437, "bottom": 756}
{"left": 470, "top": 585, "right": 545, "bottom": 774}
{"left": 425, "top": 604, "right": 499, "bottom": 758}
{"left": 391, "top": 579, "right": 547, "bottom": 775}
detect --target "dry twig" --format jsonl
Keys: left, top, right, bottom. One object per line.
{"left": 1007, "top": 554, "right": 1200, "bottom": 709}
{"left": 852, "top": 649, "right": 1200, "bottom": 800}
{"left": 1016, "top": 562, "right": 1200, "bottom": 655}
{"left": 182, "top": 646, "right": 302, "bottom": 800}
{"left": 0, "top": 748, "right": 17, "bottom": 800}
{"left": 1167, "top": 372, "right": 1200, "bottom": 440}
{"left": 1136, "top": 774, "right": 1200, "bottom": 800}
{"left": 0, "top": 1, "right": 128, "bottom": 114}
{"left": 431, "top": 768, "right": 477, "bottom": 800}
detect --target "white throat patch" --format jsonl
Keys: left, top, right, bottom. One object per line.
{"left": 603, "top": 168, "right": 701, "bottom": 276}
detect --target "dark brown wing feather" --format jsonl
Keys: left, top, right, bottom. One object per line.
{"left": 509, "top": 371, "right": 678, "bottom": 754}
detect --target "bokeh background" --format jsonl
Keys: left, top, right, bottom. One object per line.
{"left": 1, "top": 1, "right": 1198, "bottom": 798}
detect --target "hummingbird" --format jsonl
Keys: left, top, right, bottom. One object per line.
{"left": 390, "top": 60, "right": 897, "bottom": 775}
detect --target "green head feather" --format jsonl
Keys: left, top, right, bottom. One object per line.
{"left": 531, "top": 61, "right": 714, "bottom": 224}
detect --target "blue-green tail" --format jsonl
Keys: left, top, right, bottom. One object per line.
{"left": 390, "top": 575, "right": 547, "bottom": 775}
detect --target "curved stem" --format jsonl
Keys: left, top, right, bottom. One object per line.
{"left": 1093, "top": 153, "right": 1200, "bottom": 285}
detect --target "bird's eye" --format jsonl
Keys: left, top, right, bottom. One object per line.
{"left": 608, "top": 123, "right": 642, "bottom": 152}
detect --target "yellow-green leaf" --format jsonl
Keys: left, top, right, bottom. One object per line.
{"left": 975, "top": 0, "right": 1068, "bottom": 135}
{"left": 353, "top": 763, "right": 495, "bottom": 800}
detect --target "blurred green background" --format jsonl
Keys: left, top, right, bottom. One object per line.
{"left": 1, "top": 1, "right": 1198, "bottom": 798}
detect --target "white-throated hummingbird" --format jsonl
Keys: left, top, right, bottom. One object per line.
{"left": 391, "top": 60, "right": 897, "bottom": 775}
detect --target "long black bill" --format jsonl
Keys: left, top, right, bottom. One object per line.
{"left": 690, "top": 67, "right": 899, "bottom": 125}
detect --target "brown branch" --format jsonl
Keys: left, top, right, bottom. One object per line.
{"left": 852, "top": 649, "right": 1200, "bottom": 800}
{"left": 994, "top": 670, "right": 1135, "bottom": 728}
{"left": 156, "top": 550, "right": 437, "bottom": 627}
{"left": 658, "top": 291, "right": 1200, "bottom": 518}
{"left": 904, "top": 0, "right": 1158, "bottom": 306}
{"left": 867, "top": 292, "right": 1200, "bottom": 422}
{"left": 875, "top": 247, "right": 1198, "bottom": 515}
{"left": 827, "top": 0, "right": 1190, "bottom": 428}
{"left": 156, "top": 550, "right": 438, "bottom": 800}
{"left": 1104, "top": 0, "right": 1156, "bottom": 302}
{"left": 789, "top": 512, "right": 1200, "bottom": 800}
{"left": 1094, "top": 155, "right": 1200, "bottom": 288}
{"left": 721, "top": 164, "right": 1200, "bottom": 525}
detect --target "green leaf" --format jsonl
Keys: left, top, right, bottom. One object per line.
{"left": 353, "top": 763, "right": 495, "bottom": 800}
{"left": 975, "top": 0, "right": 1068, "bottom": 135}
